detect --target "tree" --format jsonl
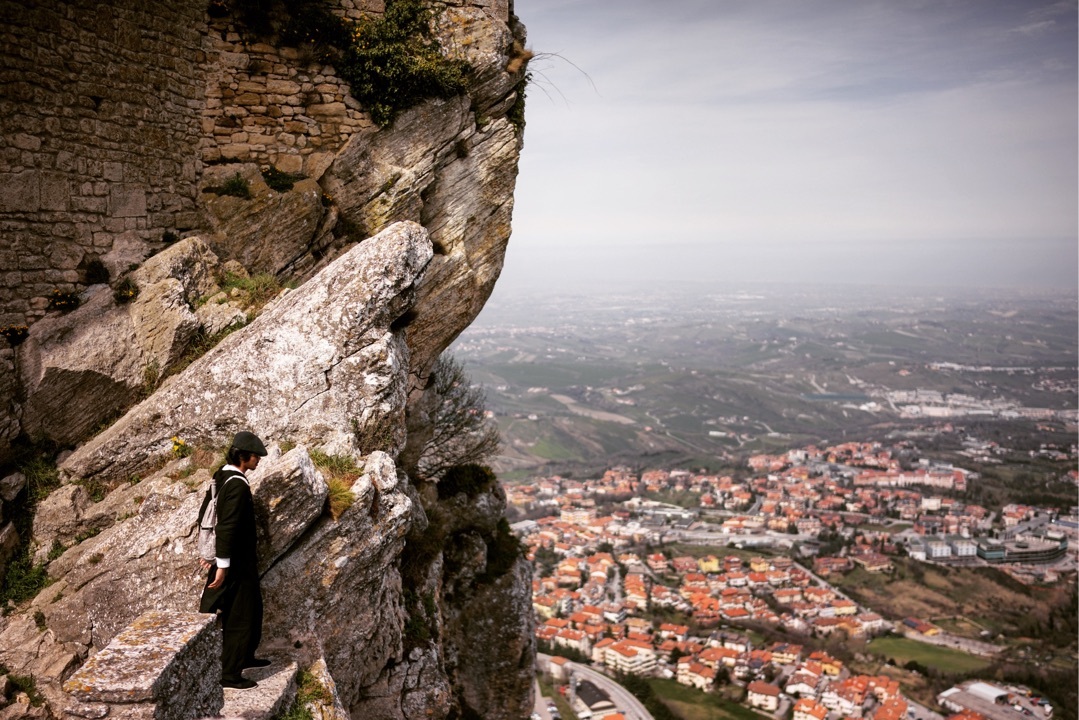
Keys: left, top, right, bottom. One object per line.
{"left": 416, "top": 353, "right": 501, "bottom": 481}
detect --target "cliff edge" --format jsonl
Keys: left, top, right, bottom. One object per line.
{"left": 0, "top": 0, "right": 533, "bottom": 718}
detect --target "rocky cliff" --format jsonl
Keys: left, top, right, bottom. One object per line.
{"left": 0, "top": 0, "right": 533, "bottom": 718}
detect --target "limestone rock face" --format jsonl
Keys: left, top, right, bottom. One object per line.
{"left": 262, "top": 451, "right": 412, "bottom": 710}
{"left": 322, "top": 98, "right": 521, "bottom": 375}
{"left": 1, "top": 2, "right": 533, "bottom": 718}
{"left": 60, "top": 221, "right": 433, "bottom": 485}
{"left": 441, "top": 556, "right": 536, "bottom": 720}
{"left": 202, "top": 164, "right": 327, "bottom": 277}
{"left": 249, "top": 446, "right": 329, "bottom": 575}
{"left": 16, "top": 237, "right": 235, "bottom": 447}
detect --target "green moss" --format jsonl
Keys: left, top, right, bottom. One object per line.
{"left": 507, "top": 71, "right": 530, "bottom": 133}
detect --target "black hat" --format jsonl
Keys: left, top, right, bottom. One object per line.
{"left": 231, "top": 431, "right": 268, "bottom": 456}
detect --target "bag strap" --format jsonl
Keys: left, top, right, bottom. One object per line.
{"left": 198, "top": 472, "right": 245, "bottom": 528}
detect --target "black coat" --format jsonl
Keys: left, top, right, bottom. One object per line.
{"left": 199, "top": 467, "right": 257, "bottom": 613}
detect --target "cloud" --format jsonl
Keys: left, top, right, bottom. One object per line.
{"left": 507, "top": 0, "right": 1078, "bottom": 291}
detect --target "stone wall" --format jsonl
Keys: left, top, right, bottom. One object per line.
{"left": 0, "top": 0, "right": 515, "bottom": 330}
{"left": 199, "top": 4, "right": 383, "bottom": 174}
{"left": 0, "top": 0, "right": 209, "bottom": 326}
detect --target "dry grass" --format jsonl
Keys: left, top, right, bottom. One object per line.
{"left": 326, "top": 476, "right": 356, "bottom": 520}
{"left": 310, "top": 449, "right": 359, "bottom": 520}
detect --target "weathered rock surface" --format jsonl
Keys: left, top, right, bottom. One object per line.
{"left": 441, "top": 555, "right": 535, "bottom": 720}
{"left": 202, "top": 164, "right": 327, "bottom": 277}
{"left": 60, "top": 221, "right": 433, "bottom": 485}
{"left": 63, "top": 611, "right": 222, "bottom": 720}
{"left": 262, "top": 451, "right": 412, "bottom": 711}
{"left": 1, "top": 2, "right": 534, "bottom": 718}
{"left": 16, "top": 237, "right": 240, "bottom": 447}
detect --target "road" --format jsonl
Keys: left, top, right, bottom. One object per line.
{"left": 537, "top": 654, "right": 654, "bottom": 720}
{"left": 532, "top": 679, "right": 556, "bottom": 720}
{"left": 565, "top": 661, "right": 655, "bottom": 720}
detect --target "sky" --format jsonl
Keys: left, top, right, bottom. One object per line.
{"left": 492, "top": 0, "right": 1078, "bottom": 296}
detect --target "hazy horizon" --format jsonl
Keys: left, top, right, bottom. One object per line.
{"left": 493, "top": 0, "right": 1078, "bottom": 302}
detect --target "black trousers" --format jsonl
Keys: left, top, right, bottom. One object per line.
{"left": 207, "top": 567, "right": 263, "bottom": 680}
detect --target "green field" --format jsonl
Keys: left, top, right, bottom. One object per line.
{"left": 866, "top": 636, "right": 991, "bottom": 673}
{"left": 649, "top": 678, "right": 765, "bottom": 720}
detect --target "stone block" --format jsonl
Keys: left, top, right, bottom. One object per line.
{"left": 108, "top": 185, "right": 146, "bottom": 218}
{"left": 273, "top": 154, "right": 303, "bottom": 174}
{"left": 0, "top": 171, "right": 39, "bottom": 213}
{"left": 40, "top": 172, "right": 71, "bottom": 212}
{"left": 71, "top": 195, "right": 106, "bottom": 212}
{"left": 11, "top": 133, "right": 41, "bottom": 151}
{"left": 307, "top": 102, "right": 346, "bottom": 118}
{"left": 266, "top": 79, "right": 300, "bottom": 95}
{"left": 62, "top": 611, "right": 222, "bottom": 720}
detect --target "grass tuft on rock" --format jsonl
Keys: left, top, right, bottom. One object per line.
{"left": 310, "top": 449, "right": 359, "bottom": 520}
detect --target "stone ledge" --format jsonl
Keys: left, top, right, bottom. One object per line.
{"left": 62, "top": 611, "right": 222, "bottom": 720}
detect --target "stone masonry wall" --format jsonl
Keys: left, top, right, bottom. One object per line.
{"left": 0, "top": 0, "right": 510, "bottom": 329}
{"left": 199, "top": 2, "right": 384, "bottom": 174}
{"left": 0, "top": 0, "right": 209, "bottom": 327}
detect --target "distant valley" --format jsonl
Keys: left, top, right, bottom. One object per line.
{"left": 452, "top": 284, "right": 1078, "bottom": 483}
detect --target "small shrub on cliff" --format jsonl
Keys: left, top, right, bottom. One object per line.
{"left": 113, "top": 276, "right": 139, "bottom": 304}
{"left": 22, "top": 455, "right": 61, "bottom": 503}
{"left": 0, "top": 450, "right": 58, "bottom": 609}
{"left": 436, "top": 463, "right": 496, "bottom": 501}
{"left": 477, "top": 517, "right": 524, "bottom": 583}
{"left": 0, "top": 325, "right": 29, "bottom": 346}
{"left": 262, "top": 165, "right": 305, "bottom": 192}
{"left": 276, "top": 0, "right": 471, "bottom": 127}
{"left": 205, "top": 173, "right": 251, "bottom": 199}
{"left": 0, "top": 554, "right": 50, "bottom": 610}
{"left": 273, "top": 668, "right": 332, "bottom": 720}
{"left": 220, "top": 272, "right": 287, "bottom": 314}
{"left": 47, "top": 289, "right": 80, "bottom": 313}
{"left": 417, "top": 353, "right": 501, "bottom": 482}
{"left": 337, "top": 0, "right": 471, "bottom": 127}
{"left": 309, "top": 449, "right": 358, "bottom": 520}
{"left": 6, "top": 673, "right": 44, "bottom": 706}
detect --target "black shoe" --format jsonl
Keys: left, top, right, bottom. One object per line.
{"left": 221, "top": 677, "right": 257, "bottom": 689}
{"left": 244, "top": 657, "right": 272, "bottom": 668}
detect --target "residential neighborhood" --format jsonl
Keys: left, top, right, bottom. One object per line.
{"left": 514, "top": 439, "right": 1073, "bottom": 720}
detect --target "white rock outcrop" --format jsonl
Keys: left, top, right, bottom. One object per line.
{"left": 60, "top": 221, "right": 433, "bottom": 485}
